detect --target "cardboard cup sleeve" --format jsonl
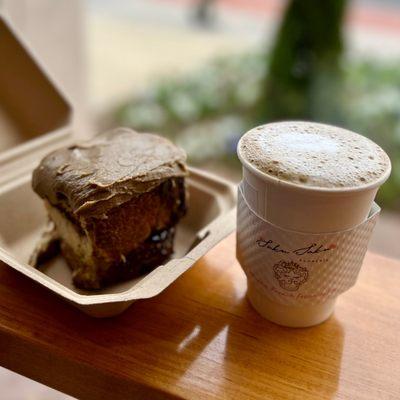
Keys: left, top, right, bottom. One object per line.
{"left": 236, "top": 184, "right": 380, "bottom": 307}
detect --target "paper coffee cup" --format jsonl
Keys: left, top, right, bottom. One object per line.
{"left": 236, "top": 121, "right": 391, "bottom": 327}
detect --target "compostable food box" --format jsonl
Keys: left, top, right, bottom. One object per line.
{"left": 0, "top": 14, "right": 236, "bottom": 317}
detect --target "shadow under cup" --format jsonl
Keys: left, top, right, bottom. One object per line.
{"left": 237, "top": 154, "right": 391, "bottom": 328}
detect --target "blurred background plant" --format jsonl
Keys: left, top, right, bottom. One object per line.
{"left": 257, "top": 0, "right": 347, "bottom": 123}
{"left": 115, "top": 0, "right": 400, "bottom": 209}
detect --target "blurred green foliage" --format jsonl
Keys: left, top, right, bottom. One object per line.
{"left": 258, "top": 0, "right": 347, "bottom": 123}
{"left": 344, "top": 61, "right": 400, "bottom": 207}
{"left": 116, "top": 53, "right": 265, "bottom": 139}
{"left": 115, "top": 53, "right": 400, "bottom": 209}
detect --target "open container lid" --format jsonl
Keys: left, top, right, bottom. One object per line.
{"left": 0, "top": 12, "right": 72, "bottom": 185}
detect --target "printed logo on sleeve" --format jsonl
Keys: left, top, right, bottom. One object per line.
{"left": 273, "top": 260, "right": 309, "bottom": 291}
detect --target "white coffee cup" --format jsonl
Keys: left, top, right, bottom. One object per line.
{"left": 236, "top": 121, "right": 391, "bottom": 327}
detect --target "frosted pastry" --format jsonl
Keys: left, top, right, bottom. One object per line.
{"left": 31, "top": 128, "right": 188, "bottom": 289}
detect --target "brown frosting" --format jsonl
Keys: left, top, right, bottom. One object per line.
{"left": 32, "top": 128, "right": 188, "bottom": 218}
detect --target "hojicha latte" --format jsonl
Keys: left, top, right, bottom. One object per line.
{"left": 239, "top": 121, "right": 390, "bottom": 190}
{"left": 236, "top": 121, "right": 391, "bottom": 328}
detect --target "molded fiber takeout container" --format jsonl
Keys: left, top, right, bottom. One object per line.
{"left": 0, "top": 14, "right": 236, "bottom": 317}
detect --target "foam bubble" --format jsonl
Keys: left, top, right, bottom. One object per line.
{"left": 239, "top": 121, "right": 390, "bottom": 189}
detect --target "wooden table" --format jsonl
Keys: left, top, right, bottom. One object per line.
{"left": 0, "top": 234, "right": 399, "bottom": 400}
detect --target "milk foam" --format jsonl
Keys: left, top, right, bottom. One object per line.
{"left": 239, "top": 122, "right": 390, "bottom": 189}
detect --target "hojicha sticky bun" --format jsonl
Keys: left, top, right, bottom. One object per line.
{"left": 31, "top": 127, "right": 188, "bottom": 289}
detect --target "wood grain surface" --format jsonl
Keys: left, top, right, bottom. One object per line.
{"left": 0, "top": 234, "right": 399, "bottom": 400}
